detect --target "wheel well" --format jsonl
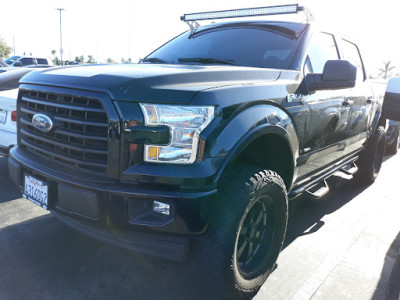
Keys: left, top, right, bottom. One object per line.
{"left": 225, "top": 134, "right": 294, "bottom": 190}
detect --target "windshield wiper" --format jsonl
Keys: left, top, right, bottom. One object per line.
{"left": 178, "top": 57, "right": 238, "bottom": 66}
{"left": 140, "top": 57, "right": 170, "bottom": 64}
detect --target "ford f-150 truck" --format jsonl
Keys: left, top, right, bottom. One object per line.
{"left": 8, "top": 4, "right": 400, "bottom": 299}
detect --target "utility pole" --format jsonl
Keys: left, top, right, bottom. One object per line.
{"left": 56, "top": 8, "right": 65, "bottom": 65}
{"left": 13, "top": 36, "right": 15, "bottom": 55}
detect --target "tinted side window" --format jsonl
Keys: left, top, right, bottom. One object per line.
{"left": 36, "top": 58, "right": 48, "bottom": 65}
{"left": 340, "top": 39, "right": 364, "bottom": 82}
{"left": 307, "top": 32, "right": 339, "bottom": 73}
{"left": 20, "top": 58, "right": 35, "bottom": 66}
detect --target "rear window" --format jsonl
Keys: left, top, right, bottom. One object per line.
{"left": 20, "top": 58, "right": 35, "bottom": 66}
{"left": 145, "top": 27, "right": 302, "bottom": 69}
{"left": 36, "top": 58, "right": 48, "bottom": 65}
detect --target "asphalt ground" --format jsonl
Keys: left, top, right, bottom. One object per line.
{"left": 0, "top": 153, "right": 399, "bottom": 300}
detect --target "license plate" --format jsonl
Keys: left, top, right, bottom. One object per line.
{"left": 24, "top": 174, "right": 48, "bottom": 209}
{"left": 0, "top": 110, "right": 6, "bottom": 124}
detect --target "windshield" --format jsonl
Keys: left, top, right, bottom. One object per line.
{"left": 144, "top": 27, "right": 302, "bottom": 69}
{"left": 4, "top": 56, "right": 21, "bottom": 64}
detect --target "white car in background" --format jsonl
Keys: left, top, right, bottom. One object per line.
{"left": 0, "top": 89, "right": 18, "bottom": 154}
{"left": 0, "top": 66, "right": 48, "bottom": 154}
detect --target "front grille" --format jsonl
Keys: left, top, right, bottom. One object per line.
{"left": 19, "top": 90, "right": 109, "bottom": 174}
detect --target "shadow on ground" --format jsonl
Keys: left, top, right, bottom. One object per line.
{"left": 284, "top": 175, "right": 369, "bottom": 249}
{"left": 0, "top": 155, "right": 20, "bottom": 203}
{"left": 0, "top": 215, "right": 216, "bottom": 300}
{"left": 0, "top": 180, "right": 370, "bottom": 300}
{"left": 378, "top": 231, "right": 400, "bottom": 300}
{"left": 0, "top": 154, "right": 395, "bottom": 299}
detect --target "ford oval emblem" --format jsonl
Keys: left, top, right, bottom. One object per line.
{"left": 32, "top": 114, "right": 54, "bottom": 132}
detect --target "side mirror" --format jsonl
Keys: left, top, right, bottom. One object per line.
{"left": 382, "top": 77, "right": 400, "bottom": 121}
{"left": 305, "top": 60, "right": 357, "bottom": 93}
{"left": 13, "top": 61, "right": 22, "bottom": 67}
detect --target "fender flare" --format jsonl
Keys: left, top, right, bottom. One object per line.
{"left": 210, "top": 104, "right": 299, "bottom": 188}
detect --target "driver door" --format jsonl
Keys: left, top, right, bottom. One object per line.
{"left": 296, "top": 32, "right": 350, "bottom": 180}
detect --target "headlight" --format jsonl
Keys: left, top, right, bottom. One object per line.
{"left": 140, "top": 104, "right": 214, "bottom": 164}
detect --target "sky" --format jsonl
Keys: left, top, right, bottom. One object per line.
{"left": 1, "top": 0, "right": 400, "bottom": 77}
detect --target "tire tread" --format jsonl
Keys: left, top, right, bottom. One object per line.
{"left": 195, "top": 165, "right": 288, "bottom": 299}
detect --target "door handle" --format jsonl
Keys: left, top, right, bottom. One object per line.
{"left": 366, "top": 97, "right": 374, "bottom": 105}
{"left": 342, "top": 98, "right": 353, "bottom": 106}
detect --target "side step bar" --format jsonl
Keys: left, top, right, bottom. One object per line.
{"left": 305, "top": 179, "right": 329, "bottom": 199}
{"left": 289, "top": 157, "right": 358, "bottom": 200}
{"left": 340, "top": 162, "right": 358, "bottom": 175}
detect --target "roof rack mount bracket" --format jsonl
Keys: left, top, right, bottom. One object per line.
{"left": 187, "top": 20, "right": 200, "bottom": 32}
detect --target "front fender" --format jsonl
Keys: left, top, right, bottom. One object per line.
{"left": 208, "top": 104, "right": 299, "bottom": 185}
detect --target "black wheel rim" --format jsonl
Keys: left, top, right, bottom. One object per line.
{"left": 236, "top": 196, "right": 276, "bottom": 275}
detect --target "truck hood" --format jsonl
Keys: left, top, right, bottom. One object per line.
{"left": 20, "top": 64, "right": 281, "bottom": 104}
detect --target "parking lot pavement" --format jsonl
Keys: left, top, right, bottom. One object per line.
{"left": 0, "top": 153, "right": 399, "bottom": 300}
{"left": 256, "top": 154, "right": 400, "bottom": 300}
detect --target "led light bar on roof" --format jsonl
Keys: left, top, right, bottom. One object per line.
{"left": 181, "top": 4, "right": 302, "bottom": 22}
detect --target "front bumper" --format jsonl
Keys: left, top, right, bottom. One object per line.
{"left": 9, "top": 145, "right": 217, "bottom": 261}
{"left": 52, "top": 210, "right": 189, "bottom": 261}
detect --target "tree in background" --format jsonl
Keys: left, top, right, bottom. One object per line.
{"left": 75, "top": 55, "right": 85, "bottom": 64}
{"left": 54, "top": 57, "right": 61, "bottom": 66}
{"left": 379, "top": 61, "right": 396, "bottom": 80}
{"left": 0, "top": 37, "right": 12, "bottom": 58}
{"left": 51, "top": 50, "right": 57, "bottom": 65}
{"left": 121, "top": 58, "right": 133, "bottom": 64}
{"left": 86, "top": 55, "right": 96, "bottom": 64}
{"left": 106, "top": 58, "right": 115, "bottom": 63}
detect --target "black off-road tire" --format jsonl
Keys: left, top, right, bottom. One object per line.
{"left": 386, "top": 129, "right": 399, "bottom": 155}
{"left": 197, "top": 166, "right": 288, "bottom": 299}
{"left": 355, "top": 126, "right": 386, "bottom": 185}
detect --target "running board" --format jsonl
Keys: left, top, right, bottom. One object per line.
{"left": 332, "top": 162, "right": 358, "bottom": 180}
{"left": 340, "top": 162, "right": 358, "bottom": 175}
{"left": 305, "top": 179, "right": 329, "bottom": 199}
{"left": 289, "top": 156, "right": 358, "bottom": 200}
